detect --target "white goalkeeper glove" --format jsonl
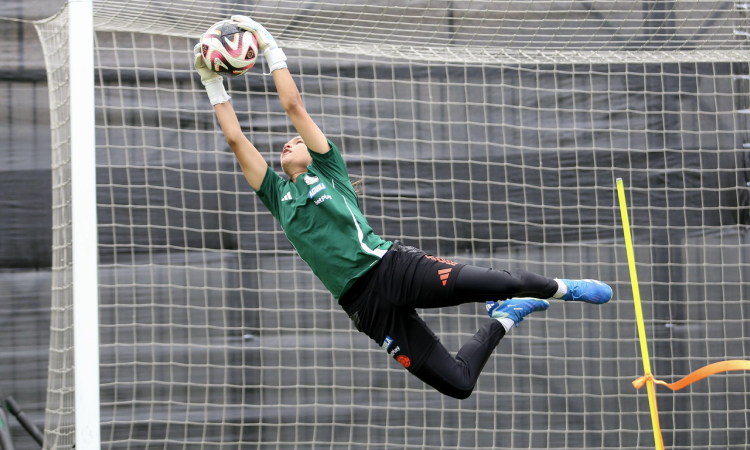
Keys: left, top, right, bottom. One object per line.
{"left": 230, "top": 15, "right": 287, "bottom": 72}
{"left": 193, "top": 43, "right": 230, "bottom": 105}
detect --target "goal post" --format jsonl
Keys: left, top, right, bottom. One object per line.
{"left": 34, "top": 1, "right": 750, "bottom": 449}
{"left": 34, "top": 1, "right": 101, "bottom": 448}
{"left": 68, "top": 0, "right": 101, "bottom": 448}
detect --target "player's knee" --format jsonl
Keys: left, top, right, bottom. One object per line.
{"left": 446, "top": 385, "right": 473, "bottom": 400}
{"left": 455, "top": 388, "right": 474, "bottom": 400}
{"left": 443, "top": 379, "right": 475, "bottom": 400}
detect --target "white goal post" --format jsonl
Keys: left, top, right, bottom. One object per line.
{"left": 35, "top": 1, "right": 750, "bottom": 449}
{"left": 68, "top": 1, "right": 100, "bottom": 449}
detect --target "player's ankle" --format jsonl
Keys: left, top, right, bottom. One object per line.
{"left": 553, "top": 278, "right": 567, "bottom": 298}
{"left": 496, "top": 317, "right": 515, "bottom": 332}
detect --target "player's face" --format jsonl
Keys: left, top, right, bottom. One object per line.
{"left": 281, "top": 136, "right": 312, "bottom": 176}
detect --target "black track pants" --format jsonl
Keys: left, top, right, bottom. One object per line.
{"left": 339, "top": 243, "right": 559, "bottom": 399}
{"left": 410, "top": 264, "right": 558, "bottom": 399}
{"left": 411, "top": 263, "right": 559, "bottom": 309}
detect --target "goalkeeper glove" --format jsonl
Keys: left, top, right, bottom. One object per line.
{"left": 193, "top": 43, "right": 230, "bottom": 105}
{"left": 230, "top": 15, "right": 288, "bottom": 72}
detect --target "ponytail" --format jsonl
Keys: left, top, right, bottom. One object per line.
{"left": 351, "top": 178, "right": 364, "bottom": 196}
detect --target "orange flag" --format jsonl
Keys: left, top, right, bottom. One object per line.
{"left": 633, "top": 360, "right": 750, "bottom": 391}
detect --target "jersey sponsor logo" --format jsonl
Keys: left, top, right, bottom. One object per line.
{"left": 281, "top": 192, "right": 292, "bottom": 202}
{"left": 423, "top": 254, "right": 458, "bottom": 266}
{"left": 308, "top": 183, "right": 327, "bottom": 198}
{"left": 303, "top": 174, "right": 320, "bottom": 185}
{"left": 438, "top": 268, "right": 452, "bottom": 286}
{"left": 314, "top": 194, "right": 332, "bottom": 205}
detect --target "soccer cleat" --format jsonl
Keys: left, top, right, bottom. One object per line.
{"left": 486, "top": 299, "right": 550, "bottom": 327}
{"left": 557, "top": 279, "right": 612, "bottom": 304}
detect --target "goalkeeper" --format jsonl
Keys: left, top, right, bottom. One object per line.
{"left": 195, "top": 16, "right": 612, "bottom": 400}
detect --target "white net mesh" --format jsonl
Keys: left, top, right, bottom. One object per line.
{"left": 34, "top": 8, "right": 76, "bottom": 450}
{"left": 90, "top": 0, "right": 750, "bottom": 64}
{"left": 36, "top": 0, "right": 750, "bottom": 448}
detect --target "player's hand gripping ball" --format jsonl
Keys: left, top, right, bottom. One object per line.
{"left": 200, "top": 20, "right": 258, "bottom": 77}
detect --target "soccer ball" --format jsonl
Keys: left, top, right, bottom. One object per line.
{"left": 200, "top": 20, "right": 258, "bottom": 77}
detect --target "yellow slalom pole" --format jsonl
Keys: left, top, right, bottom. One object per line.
{"left": 616, "top": 178, "right": 665, "bottom": 450}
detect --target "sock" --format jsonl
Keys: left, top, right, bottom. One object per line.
{"left": 496, "top": 317, "right": 515, "bottom": 331}
{"left": 553, "top": 279, "right": 567, "bottom": 299}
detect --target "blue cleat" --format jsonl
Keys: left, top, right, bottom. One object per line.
{"left": 486, "top": 298, "right": 550, "bottom": 327}
{"left": 557, "top": 279, "right": 612, "bottom": 304}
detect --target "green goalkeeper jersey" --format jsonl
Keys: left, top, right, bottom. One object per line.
{"left": 255, "top": 139, "right": 393, "bottom": 300}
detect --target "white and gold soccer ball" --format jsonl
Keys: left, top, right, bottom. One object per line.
{"left": 200, "top": 20, "right": 258, "bottom": 77}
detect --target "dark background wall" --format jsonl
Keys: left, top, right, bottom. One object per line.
{"left": 1, "top": 1, "right": 64, "bottom": 448}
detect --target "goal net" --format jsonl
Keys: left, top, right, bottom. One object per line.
{"left": 36, "top": 1, "right": 750, "bottom": 448}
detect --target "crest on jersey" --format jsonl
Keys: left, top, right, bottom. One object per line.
{"left": 304, "top": 174, "right": 319, "bottom": 185}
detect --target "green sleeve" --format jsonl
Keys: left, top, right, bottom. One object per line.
{"left": 254, "top": 165, "right": 285, "bottom": 219}
{"left": 309, "top": 139, "right": 357, "bottom": 196}
{"left": 309, "top": 140, "right": 349, "bottom": 183}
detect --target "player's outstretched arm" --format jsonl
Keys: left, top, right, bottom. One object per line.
{"left": 232, "top": 16, "right": 330, "bottom": 155}
{"left": 214, "top": 102, "right": 268, "bottom": 190}
{"left": 272, "top": 68, "right": 329, "bottom": 154}
{"left": 194, "top": 44, "right": 268, "bottom": 190}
